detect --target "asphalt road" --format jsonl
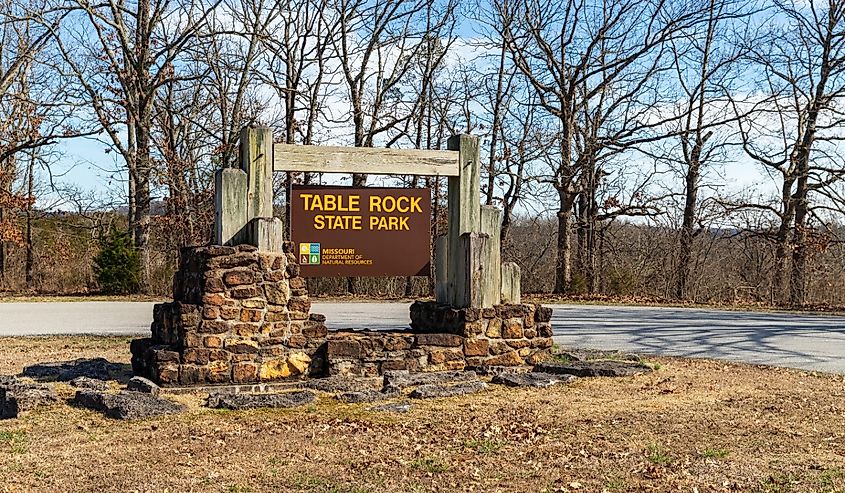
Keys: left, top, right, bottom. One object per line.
{"left": 1, "top": 301, "right": 843, "bottom": 373}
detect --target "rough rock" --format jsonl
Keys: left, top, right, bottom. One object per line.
{"left": 0, "top": 376, "right": 17, "bottom": 386}
{"left": 534, "top": 360, "right": 652, "bottom": 378}
{"left": 556, "top": 349, "right": 641, "bottom": 362}
{"left": 23, "top": 358, "right": 128, "bottom": 382}
{"left": 126, "top": 376, "right": 161, "bottom": 396}
{"left": 1, "top": 376, "right": 59, "bottom": 419}
{"left": 491, "top": 372, "right": 577, "bottom": 388}
{"left": 409, "top": 381, "right": 487, "bottom": 399}
{"left": 470, "top": 365, "right": 530, "bottom": 376}
{"left": 73, "top": 390, "right": 185, "bottom": 420}
{"left": 335, "top": 388, "right": 399, "bottom": 404}
{"left": 69, "top": 376, "right": 110, "bottom": 391}
{"left": 302, "top": 376, "right": 381, "bottom": 393}
{"left": 368, "top": 402, "right": 413, "bottom": 413}
{"left": 258, "top": 352, "right": 312, "bottom": 380}
{"left": 205, "top": 390, "right": 316, "bottom": 410}
{"left": 383, "top": 370, "right": 478, "bottom": 389}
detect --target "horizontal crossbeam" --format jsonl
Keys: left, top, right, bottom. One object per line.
{"left": 273, "top": 144, "right": 460, "bottom": 176}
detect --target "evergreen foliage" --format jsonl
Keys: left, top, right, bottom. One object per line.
{"left": 93, "top": 227, "right": 141, "bottom": 294}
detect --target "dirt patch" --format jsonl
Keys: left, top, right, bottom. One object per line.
{"left": 1, "top": 336, "right": 844, "bottom": 492}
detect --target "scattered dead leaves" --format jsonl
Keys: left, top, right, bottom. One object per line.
{"left": 0, "top": 336, "right": 844, "bottom": 492}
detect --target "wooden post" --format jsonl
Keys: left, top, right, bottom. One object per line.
{"left": 480, "top": 206, "right": 502, "bottom": 306}
{"left": 435, "top": 235, "right": 448, "bottom": 303}
{"left": 501, "top": 262, "right": 521, "bottom": 304}
{"left": 454, "top": 232, "right": 488, "bottom": 308}
{"left": 214, "top": 168, "right": 248, "bottom": 246}
{"left": 446, "top": 134, "right": 480, "bottom": 306}
{"left": 247, "top": 217, "right": 284, "bottom": 252}
{"left": 240, "top": 126, "right": 274, "bottom": 220}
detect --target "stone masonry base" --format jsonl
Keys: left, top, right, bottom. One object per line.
{"left": 131, "top": 245, "right": 553, "bottom": 386}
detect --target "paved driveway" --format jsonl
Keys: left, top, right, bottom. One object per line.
{"left": 548, "top": 304, "right": 845, "bottom": 374}
{"left": 0, "top": 301, "right": 842, "bottom": 373}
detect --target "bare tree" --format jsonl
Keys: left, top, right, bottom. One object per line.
{"left": 495, "top": 0, "right": 709, "bottom": 293}
{"left": 329, "top": 0, "right": 455, "bottom": 185}
{"left": 736, "top": 0, "right": 845, "bottom": 305}
{"left": 0, "top": 0, "right": 91, "bottom": 286}
{"left": 664, "top": 0, "right": 751, "bottom": 300}
{"left": 56, "top": 0, "right": 221, "bottom": 290}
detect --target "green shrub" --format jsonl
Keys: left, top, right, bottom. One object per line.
{"left": 568, "top": 272, "right": 588, "bottom": 294}
{"left": 608, "top": 268, "right": 639, "bottom": 295}
{"left": 93, "top": 227, "right": 141, "bottom": 294}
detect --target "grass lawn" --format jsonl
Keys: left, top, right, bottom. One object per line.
{"left": 1, "top": 336, "right": 844, "bottom": 492}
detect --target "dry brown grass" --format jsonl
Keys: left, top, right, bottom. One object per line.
{"left": 1, "top": 336, "right": 844, "bottom": 493}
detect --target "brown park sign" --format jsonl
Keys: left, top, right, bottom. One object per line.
{"left": 290, "top": 185, "right": 431, "bottom": 277}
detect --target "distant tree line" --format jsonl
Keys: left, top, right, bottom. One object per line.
{"left": 1, "top": 0, "right": 844, "bottom": 307}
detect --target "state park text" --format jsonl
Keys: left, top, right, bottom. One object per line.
{"left": 290, "top": 186, "right": 432, "bottom": 277}
{"left": 298, "top": 193, "right": 424, "bottom": 231}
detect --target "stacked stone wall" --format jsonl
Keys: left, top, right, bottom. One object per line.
{"left": 324, "top": 301, "right": 553, "bottom": 376}
{"left": 131, "top": 244, "right": 328, "bottom": 386}
{"left": 131, "top": 245, "right": 554, "bottom": 386}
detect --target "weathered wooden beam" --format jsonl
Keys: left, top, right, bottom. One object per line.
{"left": 214, "top": 168, "right": 248, "bottom": 246}
{"left": 434, "top": 235, "right": 449, "bottom": 303}
{"left": 246, "top": 217, "right": 284, "bottom": 252}
{"left": 501, "top": 262, "right": 521, "bottom": 304}
{"left": 454, "top": 232, "right": 489, "bottom": 309}
{"left": 273, "top": 144, "right": 459, "bottom": 176}
{"left": 240, "top": 126, "right": 274, "bottom": 220}
{"left": 447, "top": 134, "right": 481, "bottom": 306}
{"left": 480, "top": 206, "right": 502, "bottom": 307}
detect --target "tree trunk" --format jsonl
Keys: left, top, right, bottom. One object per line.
{"left": 789, "top": 175, "right": 809, "bottom": 306}
{"left": 773, "top": 177, "right": 795, "bottom": 305}
{"left": 574, "top": 193, "right": 587, "bottom": 293}
{"left": 134, "top": 121, "right": 152, "bottom": 293}
{"left": 0, "top": 209, "right": 5, "bottom": 289}
{"left": 676, "top": 161, "right": 699, "bottom": 300}
{"left": 351, "top": 112, "right": 367, "bottom": 188}
{"left": 25, "top": 155, "right": 34, "bottom": 288}
{"left": 575, "top": 169, "right": 598, "bottom": 293}
{"left": 554, "top": 190, "right": 574, "bottom": 294}
{"left": 501, "top": 202, "right": 513, "bottom": 250}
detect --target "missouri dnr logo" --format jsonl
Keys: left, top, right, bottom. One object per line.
{"left": 299, "top": 243, "right": 321, "bottom": 265}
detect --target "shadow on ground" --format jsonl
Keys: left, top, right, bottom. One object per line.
{"left": 21, "top": 358, "right": 133, "bottom": 383}
{"left": 550, "top": 305, "right": 845, "bottom": 372}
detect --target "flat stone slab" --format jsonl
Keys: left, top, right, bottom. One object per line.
{"left": 384, "top": 370, "right": 478, "bottom": 389}
{"left": 74, "top": 390, "right": 185, "bottom": 420}
{"left": 336, "top": 388, "right": 399, "bottom": 404}
{"left": 469, "top": 365, "right": 532, "bottom": 376}
{"left": 534, "top": 360, "right": 652, "bottom": 378}
{"left": 205, "top": 390, "right": 316, "bottom": 410}
{"left": 368, "top": 402, "right": 413, "bottom": 413}
{"left": 556, "top": 349, "right": 641, "bottom": 362}
{"left": 23, "top": 358, "right": 129, "bottom": 382}
{"left": 492, "top": 372, "right": 578, "bottom": 388}
{"left": 409, "top": 381, "right": 487, "bottom": 399}
{"left": 69, "top": 376, "right": 110, "bottom": 391}
{"left": 1, "top": 376, "right": 59, "bottom": 419}
{"left": 126, "top": 376, "right": 160, "bottom": 396}
{"left": 302, "top": 376, "right": 381, "bottom": 393}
